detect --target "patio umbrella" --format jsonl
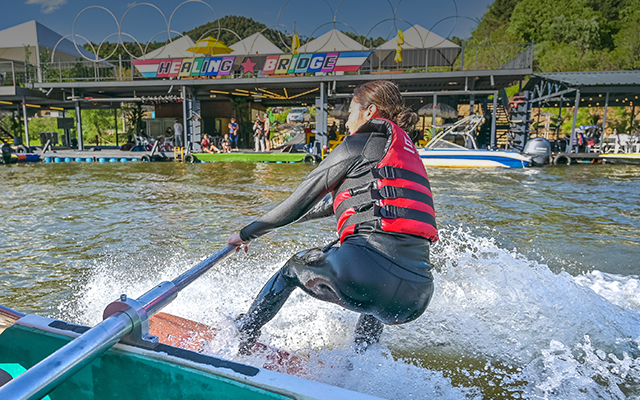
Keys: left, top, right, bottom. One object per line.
{"left": 418, "top": 103, "right": 459, "bottom": 119}
{"left": 186, "top": 36, "right": 233, "bottom": 55}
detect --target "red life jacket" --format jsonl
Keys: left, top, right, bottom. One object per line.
{"left": 333, "top": 119, "right": 438, "bottom": 243}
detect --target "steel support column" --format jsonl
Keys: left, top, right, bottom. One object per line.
{"left": 181, "top": 85, "right": 188, "bottom": 149}
{"left": 602, "top": 92, "right": 609, "bottom": 138}
{"left": 490, "top": 91, "right": 498, "bottom": 149}
{"left": 432, "top": 93, "right": 437, "bottom": 137}
{"left": 569, "top": 90, "right": 581, "bottom": 153}
{"left": 75, "top": 101, "right": 84, "bottom": 151}
{"left": 114, "top": 109, "right": 119, "bottom": 146}
{"left": 21, "top": 97, "right": 30, "bottom": 148}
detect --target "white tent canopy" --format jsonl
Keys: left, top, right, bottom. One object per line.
{"left": 230, "top": 33, "right": 282, "bottom": 55}
{"left": 300, "top": 29, "right": 367, "bottom": 53}
{"left": 0, "top": 20, "right": 97, "bottom": 63}
{"left": 143, "top": 36, "right": 196, "bottom": 59}
{"left": 378, "top": 24, "right": 459, "bottom": 50}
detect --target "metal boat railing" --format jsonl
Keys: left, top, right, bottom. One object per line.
{"left": 0, "top": 244, "right": 236, "bottom": 400}
{"left": 425, "top": 114, "right": 485, "bottom": 150}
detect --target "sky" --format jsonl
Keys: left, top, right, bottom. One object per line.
{"left": 2, "top": 0, "right": 494, "bottom": 47}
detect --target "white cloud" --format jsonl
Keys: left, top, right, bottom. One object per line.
{"left": 25, "top": 0, "right": 67, "bottom": 14}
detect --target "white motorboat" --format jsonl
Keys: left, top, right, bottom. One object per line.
{"left": 418, "top": 115, "right": 532, "bottom": 168}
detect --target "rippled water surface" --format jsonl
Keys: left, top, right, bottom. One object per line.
{"left": 1, "top": 162, "right": 639, "bottom": 399}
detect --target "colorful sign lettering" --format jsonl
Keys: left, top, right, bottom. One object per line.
{"left": 132, "top": 51, "right": 371, "bottom": 78}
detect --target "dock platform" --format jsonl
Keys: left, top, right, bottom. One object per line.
{"left": 553, "top": 152, "right": 602, "bottom": 165}
{"left": 191, "top": 152, "right": 316, "bottom": 163}
{"left": 35, "top": 147, "right": 175, "bottom": 163}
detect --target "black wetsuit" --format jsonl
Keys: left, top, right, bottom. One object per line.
{"left": 237, "top": 119, "right": 435, "bottom": 350}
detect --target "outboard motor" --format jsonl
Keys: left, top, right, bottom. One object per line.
{"left": 522, "top": 137, "right": 551, "bottom": 166}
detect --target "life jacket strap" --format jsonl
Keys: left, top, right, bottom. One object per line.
{"left": 338, "top": 204, "right": 437, "bottom": 237}
{"left": 372, "top": 166, "right": 432, "bottom": 190}
{"left": 371, "top": 186, "right": 434, "bottom": 209}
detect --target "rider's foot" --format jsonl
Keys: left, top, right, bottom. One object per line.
{"left": 234, "top": 314, "right": 261, "bottom": 356}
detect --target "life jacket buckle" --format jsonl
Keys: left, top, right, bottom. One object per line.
{"left": 378, "top": 186, "right": 398, "bottom": 199}
{"left": 375, "top": 166, "right": 397, "bottom": 179}
{"left": 379, "top": 204, "right": 398, "bottom": 219}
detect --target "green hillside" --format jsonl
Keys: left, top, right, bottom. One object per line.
{"left": 468, "top": 0, "right": 640, "bottom": 71}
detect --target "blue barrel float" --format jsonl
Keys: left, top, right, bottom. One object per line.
{"left": 44, "top": 157, "right": 51, "bottom": 163}
{"left": 75, "top": 157, "right": 83, "bottom": 162}
{"left": 54, "top": 157, "right": 61, "bottom": 163}
{"left": 98, "top": 157, "right": 106, "bottom": 163}
{"left": 86, "top": 158, "right": 93, "bottom": 163}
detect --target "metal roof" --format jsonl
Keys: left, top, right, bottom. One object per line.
{"left": 523, "top": 70, "right": 640, "bottom": 108}
{"left": 528, "top": 71, "right": 640, "bottom": 88}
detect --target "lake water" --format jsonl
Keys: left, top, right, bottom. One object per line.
{"left": 1, "top": 161, "right": 639, "bottom": 399}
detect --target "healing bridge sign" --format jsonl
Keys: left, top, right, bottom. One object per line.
{"left": 132, "top": 52, "right": 371, "bottom": 78}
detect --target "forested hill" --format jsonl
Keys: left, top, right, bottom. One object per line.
{"left": 183, "top": 16, "right": 287, "bottom": 51}
{"left": 182, "top": 16, "right": 386, "bottom": 51}
{"left": 468, "top": 0, "right": 640, "bottom": 71}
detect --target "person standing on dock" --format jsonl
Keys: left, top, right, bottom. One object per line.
{"left": 173, "top": 118, "right": 183, "bottom": 148}
{"left": 253, "top": 115, "right": 264, "bottom": 152}
{"left": 228, "top": 80, "right": 437, "bottom": 355}
{"left": 263, "top": 113, "right": 271, "bottom": 152}
{"left": 228, "top": 118, "right": 239, "bottom": 151}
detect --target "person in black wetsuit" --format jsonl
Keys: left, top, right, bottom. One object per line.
{"left": 228, "top": 80, "right": 438, "bottom": 355}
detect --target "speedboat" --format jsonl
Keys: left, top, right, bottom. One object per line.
{"left": 418, "top": 115, "right": 532, "bottom": 168}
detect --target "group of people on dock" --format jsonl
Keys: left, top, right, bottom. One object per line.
{"left": 253, "top": 113, "right": 271, "bottom": 152}
{"left": 201, "top": 133, "right": 232, "bottom": 154}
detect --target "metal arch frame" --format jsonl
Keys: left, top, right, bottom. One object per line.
{"left": 72, "top": 6, "right": 120, "bottom": 62}
{"left": 332, "top": 0, "right": 395, "bottom": 49}
{"left": 119, "top": 3, "right": 168, "bottom": 60}
{"left": 276, "top": 0, "right": 335, "bottom": 52}
{"left": 61, "top": 0, "right": 479, "bottom": 64}
{"left": 168, "top": 0, "right": 220, "bottom": 58}
{"left": 51, "top": 33, "right": 98, "bottom": 63}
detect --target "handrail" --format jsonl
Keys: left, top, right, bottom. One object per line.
{"left": 0, "top": 244, "right": 236, "bottom": 400}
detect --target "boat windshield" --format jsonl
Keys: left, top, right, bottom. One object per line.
{"left": 425, "top": 114, "right": 485, "bottom": 150}
{"left": 427, "top": 138, "right": 469, "bottom": 150}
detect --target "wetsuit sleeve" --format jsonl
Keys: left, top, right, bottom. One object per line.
{"left": 294, "top": 194, "right": 334, "bottom": 223}
{"left": 240, "top": 143, "right": 358, "bottom": 241}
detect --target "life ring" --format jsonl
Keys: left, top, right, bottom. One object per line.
{"left": 303, "top": 154, "right": 315, "bottom": 163}
{"left": 141, "top": 155, "right": 151, "bottom": 162}
{"left": 184, "top": 154, "right": 195, "bottom": 163}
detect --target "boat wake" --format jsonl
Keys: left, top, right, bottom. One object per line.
{"left": 63, "top": 228, "right": 640, "bottom": 399}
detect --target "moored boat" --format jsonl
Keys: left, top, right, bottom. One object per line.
{"left": 599, "top": 153, "right": 640, "bottom": 165}
{"left": 418, "top": 115, "right": 532, "bottom": 168}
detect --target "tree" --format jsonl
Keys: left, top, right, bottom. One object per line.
{"left": 184, "top": 16, "right": 289, "bottom": 51}
{"left": 81, "top": 109, "right": 113, "bottom": 145}
{"left": 610, "top": 2, "right": 640, "bottom": 69}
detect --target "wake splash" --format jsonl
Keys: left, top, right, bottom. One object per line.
{"left": 63, "top": 229, "right": 640, "bottom": 399}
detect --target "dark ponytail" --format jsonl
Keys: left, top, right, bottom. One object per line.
{"left": 352, "top": 80, "right": 418, "bottom": 131}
